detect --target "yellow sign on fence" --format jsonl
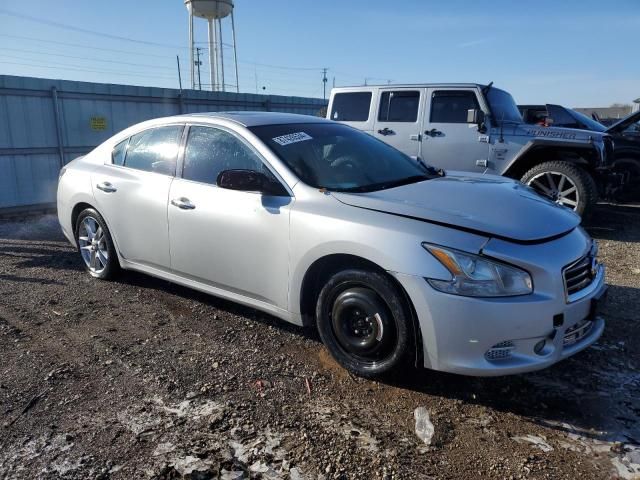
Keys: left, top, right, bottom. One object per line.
{"left": 90, "top": 116, "right": 107, "bottom": 131}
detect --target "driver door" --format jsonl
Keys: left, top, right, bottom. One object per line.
{"left": 421, "top": 89, "right": 490, "bottom": 172}
{"left": 167, "top": 125, "right": 292, "bottom": 310}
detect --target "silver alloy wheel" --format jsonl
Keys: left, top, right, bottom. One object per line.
{"left": 527, "top": 171, "right": 580, "bottom": 210}
{"left": 78, "top": 216, "right": 108, "bottom": 273}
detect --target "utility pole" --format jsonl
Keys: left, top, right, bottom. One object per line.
{"left": 195, "top": 47, "right": 203, "bottom": 90}
{"left": 322, "top": 67, "right": 328, "bottom": 100}
{"left": 176, "top": 55, "right": 183, "bottom": 91}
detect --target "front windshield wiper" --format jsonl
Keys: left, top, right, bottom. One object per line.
{"left": 330, "top": 174, "right": 433, "bottom": 193}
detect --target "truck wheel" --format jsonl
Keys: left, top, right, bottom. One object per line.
{"left": 521, "top": 161, "right": 597, "bottom": 217}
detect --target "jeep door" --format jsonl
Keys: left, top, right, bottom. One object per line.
{"left": 372, "top": 88, "right": 425, "bottom": 158}
{"left": 421, "top": 89, "right": 490, "bottom": 172}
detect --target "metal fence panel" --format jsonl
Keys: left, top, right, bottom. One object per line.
{"left": 0, "top": 74, "right": 327, "bottom": 212}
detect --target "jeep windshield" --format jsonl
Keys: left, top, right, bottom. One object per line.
{"left": 486, "top": 87, "right": 523, "bottom": 123}
{"left": 250, "top": 122, "right": 440, "bottom": 192}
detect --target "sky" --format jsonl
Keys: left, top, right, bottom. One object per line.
{"left": 0, "top": 0, "right": 638, "bottom": 107}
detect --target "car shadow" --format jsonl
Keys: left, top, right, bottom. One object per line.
{"left": 0, "top": 242, "right": 83, "bottom": 272}
{"left": 584, "top": 202, "right": 640, "bottom": 242}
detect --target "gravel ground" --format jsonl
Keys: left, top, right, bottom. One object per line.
{"left": 0, "top": 205, "right": 639, "bottom": 480}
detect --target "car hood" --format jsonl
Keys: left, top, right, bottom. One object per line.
{"left": 606, "top": 110, "right": 640, "bottom": 135}
{"left": 331, "top": 173, "right": 580, "bottom": 243}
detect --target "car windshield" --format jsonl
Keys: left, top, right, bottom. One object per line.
{"left": 486, "top": 87, "right": 523, "bottom": 123}
{"left": 250, "top": 122, "right": 440, "bottom": 192}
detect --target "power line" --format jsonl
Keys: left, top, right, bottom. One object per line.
{"left": 0, "top": 57, "right": 176, "bottom": 79}
{"left": 0, "top": 8, "right": 186, "bottom": 49}
{"left": 0, "top": 33, "right": 172, "bottom": 59}
{"left": 0, "top": 47, "right": 177, "bottom": 71}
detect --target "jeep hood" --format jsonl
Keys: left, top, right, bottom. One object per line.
{"left": 332, "top": 173, "right": 580, "bottom": 243}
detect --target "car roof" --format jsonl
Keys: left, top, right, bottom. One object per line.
{"left": 331, "top": 83, "right": 486, "bottom": 89}
{"left": 176, "top": 111, "right": 329, "bottom": 127}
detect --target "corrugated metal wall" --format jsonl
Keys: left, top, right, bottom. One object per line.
{"left": 0, "top": 74, "right": 327, "bottom": 213}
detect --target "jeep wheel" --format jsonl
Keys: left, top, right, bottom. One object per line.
{"left": 521, "top": 161, "right": 597, "bottom": 217}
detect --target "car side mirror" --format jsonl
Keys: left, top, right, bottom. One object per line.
{"left": 217, "top": 169, "right": 287, "bottom": 196}
{"left": 466, "top": 108, "right": 484, "bottom": 125}
{"left": 467, "top": 108, "right": 486, "bottom": 133}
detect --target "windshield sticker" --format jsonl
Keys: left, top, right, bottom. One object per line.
{"left": 272, "top": 132, "right": 313, "bottom": 146}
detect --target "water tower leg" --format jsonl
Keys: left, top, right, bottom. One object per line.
{"left": 218, "top": 18, "right": 225, "bottom": 92}
{"left": 208, "top": 18, "right": 216, "bottom": 92}
{"left": 231, "top": 10, "right": 239, "bottom": 93}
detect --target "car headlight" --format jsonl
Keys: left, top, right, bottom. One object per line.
{"left": 423, "top": 244, "right": 533, "bottom": 297}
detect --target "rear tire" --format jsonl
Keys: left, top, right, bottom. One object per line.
{"left": 75, "top": 208, "right": 120, "bottom": 280}
{"left": 521, "top": 161, "right": 598, "bottom": 218}
{"left": 315, "top": 269, "right": 415, "bottom": 378}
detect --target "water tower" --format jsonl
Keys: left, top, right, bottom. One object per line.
{"left": 185, "top": 0, "right": 239, "bottom": 92}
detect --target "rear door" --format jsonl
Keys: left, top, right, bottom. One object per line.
{"left": 421, "top": 89, "right": 490, "bottom": 172}
{"left": 373, "top": 88, "right": 424, "bottom": 158}
{"left": 91, "top": 124, "right": 183, "bottom": 269}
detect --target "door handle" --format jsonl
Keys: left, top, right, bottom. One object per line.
{"left": 377, "top": 127, "right": 395, "bottom": 136}
{"left": 424, "top": 128, "right": 443, "bottom": 137}
{"left": 171, "top": 197, "right": 196, "bottom": 210}
{"left": 96, "top": 181, "right": 117, "bottom": 193}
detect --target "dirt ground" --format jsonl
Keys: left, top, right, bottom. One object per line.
{"left": 0, "top": 204, "right": 639, "bottom": 480}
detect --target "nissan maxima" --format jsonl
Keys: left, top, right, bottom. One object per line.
{"left": 57, "top": 112, "right": 606, "bottom": 377}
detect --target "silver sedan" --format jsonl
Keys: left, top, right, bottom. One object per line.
{"left": 57, "top": 112, "right": 606, "bottom": 377}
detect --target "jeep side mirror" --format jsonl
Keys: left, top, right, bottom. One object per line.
{"left": 466, "top": 108, "right": 484, "bottom": 125}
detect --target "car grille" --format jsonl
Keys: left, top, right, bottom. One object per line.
{"left": 563, "top": 319, "right": 593, "bottom": 347}
{"left": 563, "top": 253, "right": 596, "bottom": 297}
{"left": 485, "top": 341, "right": 515, "bottom": 361}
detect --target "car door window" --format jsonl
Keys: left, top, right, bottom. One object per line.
{"left": 378, "top": 91, "right": 420, "bottom": 122}
{"left": 182, "top": 126, "right": 272, "bottom": 185}
{"left": 124, "top": 125, "right": 183, "bottom": 175}
{"left": 430, "top": 91, "right": 480, "bottom": 123}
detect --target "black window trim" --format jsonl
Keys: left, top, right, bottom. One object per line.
{"left": 178, "top": 122, "right": 293, "bottom": 197}
{"left": 108, "top": 123, "right": 185, "bottom": 177}
{"left": 429, "top": 89, "right": 481, "bottom": 124}
{"left": 377, "top": 89, "right": 422, "bottom": 123}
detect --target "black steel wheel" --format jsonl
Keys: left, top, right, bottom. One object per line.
{"left": 316, "top": 269, "right": 415, "bottom": 378}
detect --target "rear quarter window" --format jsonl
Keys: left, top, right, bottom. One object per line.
{"left": 330, "top": 92, "right": 372, "bottom": 121}
{"left": 111, "top": 139, "right": 128, "bottom": 166}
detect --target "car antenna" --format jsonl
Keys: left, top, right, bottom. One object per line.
{"left": 499, "top": 112, "right": 505, "bottom": 143}
{"left": 481, "top": 81, "right": 494, "bottom": 96}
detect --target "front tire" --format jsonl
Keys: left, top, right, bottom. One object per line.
{"left": 315, "top": 269, "right": 415, "bottom": 378}
{"left": 521, "top": 161, "right": 597, "bottom": 218}
{"left": 75, "top": 208, "right": 119, "bottom": 280}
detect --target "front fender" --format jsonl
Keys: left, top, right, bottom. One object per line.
{"left": 503, "top": 138, "right": 603, "bottom": 175}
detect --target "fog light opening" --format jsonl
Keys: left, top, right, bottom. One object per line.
{"left": 534, "top": 340, "right": 546, "bottom": 355}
